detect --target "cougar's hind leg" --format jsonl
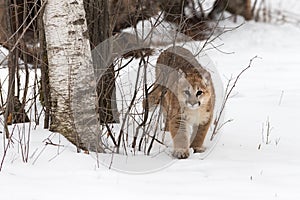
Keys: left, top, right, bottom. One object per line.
{"left": 143, "top": 84, "right": 163, "bottom": 110}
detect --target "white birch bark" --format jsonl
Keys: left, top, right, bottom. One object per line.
{"left": 43, "top": 0, "right": 104, "bottom": 152}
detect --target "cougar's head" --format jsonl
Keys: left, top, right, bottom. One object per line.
{"left": 177, "top": 70, "right": 213, "bottom": 110}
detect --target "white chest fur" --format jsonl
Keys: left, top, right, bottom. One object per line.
{"left": 184, "top": 107, "right": 211, "bottom": 126}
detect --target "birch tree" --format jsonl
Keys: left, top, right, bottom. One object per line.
{"left": 43, "top": 0, "right": 104, "bottom": 152}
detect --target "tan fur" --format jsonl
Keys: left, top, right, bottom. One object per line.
{"left": 146, "top": 46, "right": 215, "bottom": 159}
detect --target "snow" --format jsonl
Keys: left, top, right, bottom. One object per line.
{"left": 1, "top": 2, "right": 300, "bottom": 200}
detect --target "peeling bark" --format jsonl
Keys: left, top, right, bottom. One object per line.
{"left": 43, "top": 0, "right": 104, "bottom": 152}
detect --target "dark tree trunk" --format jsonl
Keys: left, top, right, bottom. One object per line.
{"left": 38, "top": 5, "right": 50, "bottom": 129}
{"left": 3, "top": 0, "right": 16, "bottom": 137}
{"left": 84, "top": 0, "right": 119, "bottom": 123}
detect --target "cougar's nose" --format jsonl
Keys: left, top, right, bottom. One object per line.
{"left": 187, "top": 101, "right": 200, "bottom": 108}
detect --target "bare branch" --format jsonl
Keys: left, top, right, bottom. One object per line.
{"left": 210, "top": 56, "right": 259, "bottom": 141}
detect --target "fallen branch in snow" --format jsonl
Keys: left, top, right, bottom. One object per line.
{"left": 210, "top": 56, "right": 259, "bottom": 141}
{"left": 44, "top": 138, "right": 64, "bottom": 147}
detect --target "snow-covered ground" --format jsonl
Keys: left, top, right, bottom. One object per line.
{"left": 1, "top": 2, "right": 300, "bottom": 200}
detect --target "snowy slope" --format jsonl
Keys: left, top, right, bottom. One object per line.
{"left": 1, "top": 4, "right": 300, "bottom": 200}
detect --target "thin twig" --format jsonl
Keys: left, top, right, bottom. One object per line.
{"left": 210, "top": 56, "right": 259, "bottom": 141}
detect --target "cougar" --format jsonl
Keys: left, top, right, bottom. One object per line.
{"left": 146, "top": 46, "right": 215, "bottom": 159}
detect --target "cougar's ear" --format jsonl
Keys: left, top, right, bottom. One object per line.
{"left": 202, "top": 71, "right": 211, "bottom": 86}
{"left": 178, "top": 69, "right": 186, "bottom": 79}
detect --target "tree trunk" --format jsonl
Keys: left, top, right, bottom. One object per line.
{"left": 38, "top": 4, "right": 50, "bottom": 129}
{"left": 3, "top": 0, "right": 16, "bottom": 137}
{"left": 0, "top": 0, "right": 6, "bottom": 43}
{"left": 43, "top": 0, "right": 104, "bottom": 152}
{"left": 84, "top": 0, "right": 119, "bottom": 123}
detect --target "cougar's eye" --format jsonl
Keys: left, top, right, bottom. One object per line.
{"left": 184, "top": 90, "right": 190, "bottom": 96}
{"left": 196, "top": 90, "right": 203, "bottom": 97}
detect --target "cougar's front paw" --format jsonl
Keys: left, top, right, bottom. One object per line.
{"left": 172, "top": 148, "right": 190, "bottom": 159}
{"left": 192, "top": 146, "right": 206, "bottom": 153}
